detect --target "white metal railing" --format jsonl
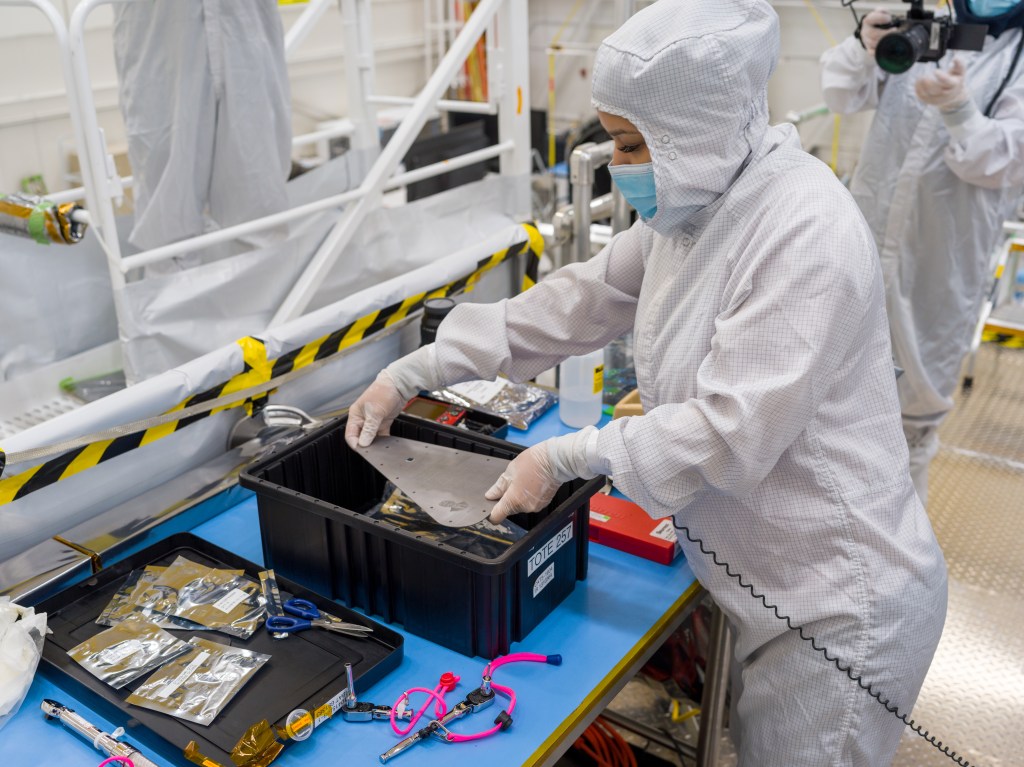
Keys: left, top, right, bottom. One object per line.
{"left": 120, "top": 140, "right": 515, "bottom": 273}
{"left": 40, "top": 120, "right": 357, "bottom": 209}
{"left": 367, "top": 95, "right": 497, "bottom": 115}
{"left": 269, "top": 0, "right": 529, "bottom": 326}
{"left": 55, "top": 0, "right": 531, "bottom": 351}
{"left": 283, "top": 0, "right": 334, "bottom": 57}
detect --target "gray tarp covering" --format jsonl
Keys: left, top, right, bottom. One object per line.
{"left": 0, "top": 214, "right": 528, "bottom": 563}
{"left": 119, "top": 167, "right": 527, "bottom": 381}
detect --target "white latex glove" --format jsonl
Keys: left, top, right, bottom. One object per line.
{"left": 857, "top": 9, "right": 894, "bottom": 56}
{"left": 344, "top": 370, "right": 407, "bottom": 449}
{"left": 344, "top": 345, "right": 443, "bottom": 449}
{"left": 486, "top": 427, "right": 603, "bottom": 524}
{"left": 915, "top": 59, "right": 969, "bottom": 112}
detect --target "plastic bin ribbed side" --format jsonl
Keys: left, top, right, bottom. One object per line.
{"left": 239, "top": 415, "right": 599, "bottom": 657}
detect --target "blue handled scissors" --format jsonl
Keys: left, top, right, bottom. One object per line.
{"left": 265, "top": 598, "right": 374, "bottom": 637}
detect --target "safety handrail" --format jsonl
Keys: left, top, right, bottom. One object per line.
{"left": 61, "top": 0, "right": 529, "bottom": 336}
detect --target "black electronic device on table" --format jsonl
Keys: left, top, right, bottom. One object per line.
{"left": 34, "top": 533, "right": 403, "bottom": 767}
{"left": 402, "top": 393, "right": 509, "bottom": 438}
{"left": 404, "top": 395, "right": 467, "bottom": 427}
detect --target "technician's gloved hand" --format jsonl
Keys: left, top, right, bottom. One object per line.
{"left": 345, "top": 345, "right": 443, "bottom": 449}
{"left": 915, "top": 58, "right": 969, "bottom": 111}
{"left": 486, "top": 427, "right": 603, "bottom": 524}
{"left": 857, "top": 9, "right": 893, "bottom": 57}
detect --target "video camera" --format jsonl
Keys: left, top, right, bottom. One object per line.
{"left": 858, "top": 0, "right": 988, "bottom": 74}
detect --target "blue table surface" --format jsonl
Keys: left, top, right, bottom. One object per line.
{"left": 2, "top": 408, "right": 697, "bottom": 766}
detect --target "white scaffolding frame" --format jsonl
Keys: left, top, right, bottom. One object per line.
{"left": 14, "top": 0, "right": 531, "bottom": 364}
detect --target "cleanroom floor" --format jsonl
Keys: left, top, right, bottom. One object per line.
{"left": 587, "top": 342, "right": 1024, "bottom": 767}
{"left": 892, "top": 342, "right": 1024, "bottom": 767}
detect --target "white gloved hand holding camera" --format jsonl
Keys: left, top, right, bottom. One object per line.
{"left": 858, "top": 9, "right": 895, "bottom": 56}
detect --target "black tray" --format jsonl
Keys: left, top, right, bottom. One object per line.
{"left": 36, "top": 533, "right": 403, "bottom": 766}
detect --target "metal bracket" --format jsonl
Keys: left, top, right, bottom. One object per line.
{"left": 227, "top": 405, "right": 322, "bottom": 450}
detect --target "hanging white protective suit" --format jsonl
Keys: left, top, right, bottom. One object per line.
{"left": 821, "top": 13, "right": 1024, "bottom": 501}
{"left": 428, "top": 2, "right": 947, "bottom": 764}
{"left": 112, "top": 0, "right": 292, "bottom": 252}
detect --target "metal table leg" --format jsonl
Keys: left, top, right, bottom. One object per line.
{"left": 696, "top": 601, "right": 733, "bottom": 767}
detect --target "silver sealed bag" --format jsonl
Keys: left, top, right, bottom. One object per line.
{"left": 127, "top": 637, "right": 270, "bottom": 726}
{"left": 96, "top": 567, "right": 208, "bottom": 632}
{"left": 135, "top": 557, "right": 266, "bottom": 639}
{"left": 68, "top": 617, "right": 190, "bottom": 690}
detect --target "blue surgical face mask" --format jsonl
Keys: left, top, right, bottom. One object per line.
{"left": 608, "top": 162, "right": 658, "bottom": 221}
{"left": 968, "top": 0, "right": 1020, "bottom": 17}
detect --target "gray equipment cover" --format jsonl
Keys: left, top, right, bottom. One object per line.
{"left": 355, "top": 436, "right": 506, "bottom": 527}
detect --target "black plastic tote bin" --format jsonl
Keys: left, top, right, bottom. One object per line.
{"left": 240, "top": 414, "right": 602, "bottom": 658}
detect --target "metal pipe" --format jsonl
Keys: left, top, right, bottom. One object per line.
{"left": 368, "top": 95, "right": 497, "bottom": 115}
{"left": 556, "top": 194, "right": 614, "bottom": 237}
{"left": 385, "top": 141, "right": 512, "bottom": 188}
{"left": 569, "top": 140, "right": 614, "bottom": 263}
{"left": 552, "top": 204, "right": 572, "bottom": 270}
{"left": 120, "top": 141, "right": 512, "bottom": 273}
{"left": 291, "top": 121, "right": 356, "bottom": 147}
{"left": 69, "top": 0, "right": 137, "bottom": 293}
{"left": 600, "top": 708, "right": 698, "bottom": 763}
{"left": 611, "top": 185, "right": 631, "bottom": 234}
{"left": 345, "top": 661, "right": 358, "bottom": 707}
{"left": 696, "top": 602, "right": 733, "bottom": 767}
{"left": 341, "top": 0, "right": 380, "bottom": 154}
{"left": 49, "top": 118, "right": 351, "bottom": 207}
{"left": 591, "top": 223, "right": 613, "bottom": 248}
{"left": 284, "top": 0, "right": 334, "bottom": 59}
{"left": 48, "top": 119, "right": 349, "bottom": 207}
{"left": 570, "top": 143, "right": 594, "bottom": 265}
{"left": 590, "top": 193, "right": 614, "bottom": 222}
{"left": 496, "top": 0, "right": 532, "bottom": 182}
{"left": 551, "top": 193, "right": 613, "bottom": 270}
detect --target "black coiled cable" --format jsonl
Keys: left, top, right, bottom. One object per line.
{"left": 671, "top": 520, "right": 975, "bottom": 767}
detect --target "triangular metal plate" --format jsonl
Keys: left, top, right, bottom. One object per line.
{"left": 354, "top": 436, "right": 509, "bottom": 527}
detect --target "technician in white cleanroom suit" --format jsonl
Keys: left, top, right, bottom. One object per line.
{"left": 348, "top": 1, "right": 948, "bottom": 763}
{"left": 112, "top": 1, "right": 292, "bottom": 251}
{"left": 821, "top": 0, "right": 1024, "bottom": 503}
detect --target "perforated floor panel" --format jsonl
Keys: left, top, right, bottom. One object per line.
{"left": 593, "top": 345, "right": 1024, "bottom": 767}
{"left": 892, "top": 344, "right": 1024, "bottom": 767}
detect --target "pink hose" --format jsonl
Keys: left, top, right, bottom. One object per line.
{"left": 390, "top": 673, "right": 460, "bottom": 736}
{"left": 98, "top": 759, "right": 134, "bottom": 767}
{"left": 445, "top": 652, "right": 558, "bottom": 742}
{"left": 446, "top": 681, "right": 517, "bottom": 742}
{"left": 484, "top": 652, "right": 549, "bottom": 677}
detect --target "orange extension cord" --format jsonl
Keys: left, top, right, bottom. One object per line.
{"left": 571, "top": 716, "right": 638, "bottom": 767}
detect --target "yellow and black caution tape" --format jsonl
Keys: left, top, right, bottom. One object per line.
{"left": 982, "top": 324, "right": 1024, "bottom": 348}
{"left": 0, "top": 224, "right": 542, "bottom": 507}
